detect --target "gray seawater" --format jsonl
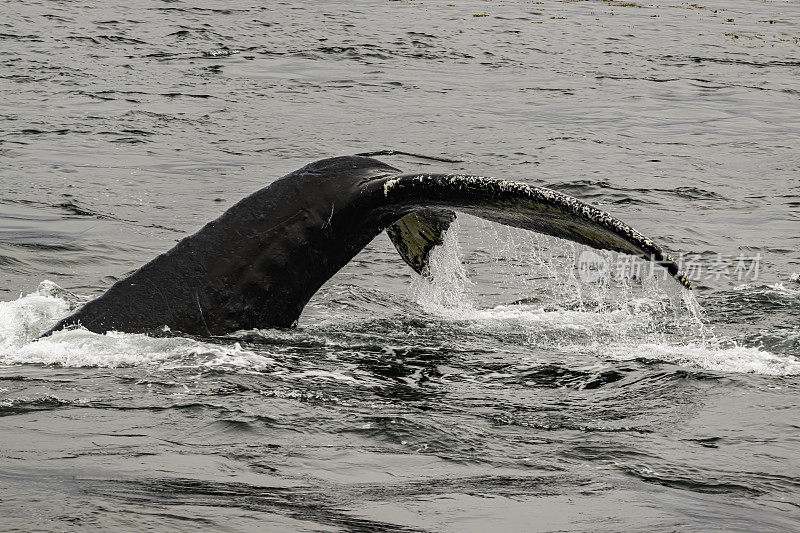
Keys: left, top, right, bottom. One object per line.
{"left": 2, "top": 0, "right": 799, "bottom": 531}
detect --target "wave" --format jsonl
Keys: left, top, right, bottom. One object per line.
{"left": 5, "top": 328, "right": 271, "bottom": 370}
{"left": 0, "top": 239, "right": 797, "bottom": 377}
{"left": 407, "top": 227, "right": 800, "bottom": 376}
{"left": 0, "top": 281, "right": 272, "bottom": 369}
{"left": 604, "top": 342, "right": 800, "bottom": 376}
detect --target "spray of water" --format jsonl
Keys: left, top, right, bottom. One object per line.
{"left": 410, "top": 219, "right": 475, "bottom": 313}
{"left": 409, "top": 219, "right": 797, "bottom": 375}
{"left": 0, "top": 233, "right": 795, "bottom": 374}
{"left": 0, "top": 281, "right": 72, "bottom": 350}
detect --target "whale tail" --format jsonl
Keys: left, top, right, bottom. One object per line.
{"left": 43, "top": 156, "right": 691, "bottom": 338}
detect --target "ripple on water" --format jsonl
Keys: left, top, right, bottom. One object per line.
{"left": 2, "top": 0, "right": 799, "bottom": 529}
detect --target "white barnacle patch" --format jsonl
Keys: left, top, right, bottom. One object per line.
{"left": 383, "top": 177, "right": 402, "bottom": 197}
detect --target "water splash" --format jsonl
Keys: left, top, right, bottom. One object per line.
{"left": 0, "top": 281, "right": 269, "bottom": 369}
{"left": 0, "top": 281, "right": 72, "bottom": 350}
{"left": 409, "top": 221, "right": 797, "bottom": 375}
{"left": 411, "top": 219, "right": 476, "bottom": 313}
{"left": 0, "top": 250, "right": 795, "bottom": 375}
{"left": 3, "top": 328, "right": 269, "bottom": 369}
{"left": 413, "top": 220, "right": 698, "bottom": 329}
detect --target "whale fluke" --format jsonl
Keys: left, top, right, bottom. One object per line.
{"left": 43, "top": 156, "right": 690, "bottom": 337}
{"left": 382, "top": 173, "right": 691, "bottom": 288}
{"left": 387, "top": 209, "right": 456, "bottom": 275}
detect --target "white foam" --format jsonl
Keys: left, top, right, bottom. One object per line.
{"left": 0, "top": 282, "right": 71, "bottom": 349}
{"left": 1, "top": 268, "right": 796, "bottom": 376}
{"left": 0, "top": 282, "right": 270, "bottom": 370}
{"left": 451, "top": 299, "right": 800, "bottom": 376}
{"left": 3, "top": 327, "right": 270, "bottom": 369}
{"left": 733, "top": 282, "right": 800, "bottom": 298}
{"left": 420, "top": 303, "right": 656, "bottom": 343}
{"left": 409, "top": 224, "right": 799, "bottom": 376}
{"left": 605, "top": 342, "right": 800, "bottom": 376}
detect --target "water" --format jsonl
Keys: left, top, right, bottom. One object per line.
{"left": 2, "top": 0, "right": 799, "bottom": 531}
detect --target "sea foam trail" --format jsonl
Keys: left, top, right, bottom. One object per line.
{"left": 0, "top": 281, "right": 269, "bottom": 369}
{"left": 0, "top": 273, "right": 797, "bottom": 375}
{"left": 606, "top": 342, "right": 800, "bottom": 376}
{"left": 5, "top": 329, "right": 271, "bottom": 370}
{"left": 412, "top": 299, "right": 800, "bottom": 376}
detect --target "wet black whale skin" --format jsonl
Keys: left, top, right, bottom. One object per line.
{"left": 46, "top": 157, "right": 403, "bottom": 335}
{"left": 44, "top": 156, "right": 688, "bottom": 337}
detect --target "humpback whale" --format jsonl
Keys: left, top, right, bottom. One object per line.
{"left": 44, "top": 156, "right": 690, "bottom": 337}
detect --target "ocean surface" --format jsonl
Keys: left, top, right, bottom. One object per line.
{"left": 1, "top": 0, "right": 799, "bottom": 531}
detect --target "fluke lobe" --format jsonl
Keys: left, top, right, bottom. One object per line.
{"left": 44, "top": 156, "right": 691, "bottom": 336}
